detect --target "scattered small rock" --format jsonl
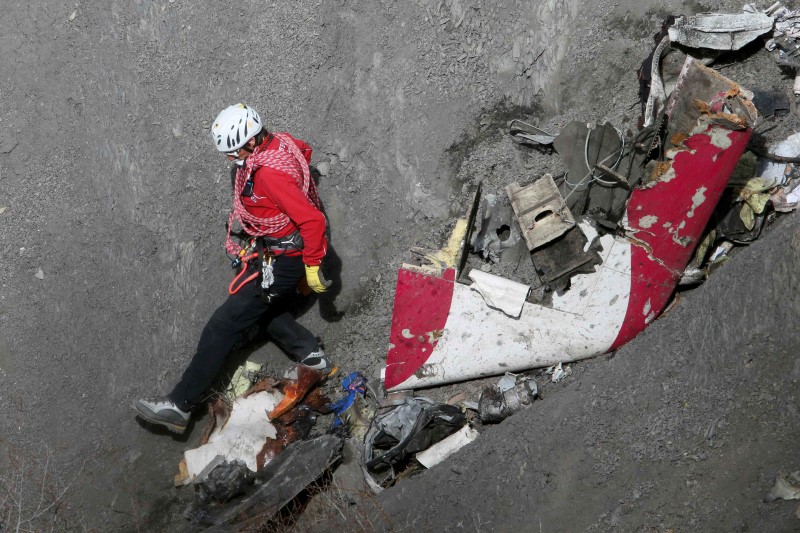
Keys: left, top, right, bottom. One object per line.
{"left": 316, "top": 161, "right": 330, "bottom": 176}
{"left": 0, "top": 136, "right": 17, "bottom": 154}
{"left": 125, "top": 449, "right": 142, "bottom": 465}
{"left": 764, "top": 472, "right": 800, "bottom": 502}
{"left": 0, "top": 207, "right": 7, "bottom": 215}
{"left": 34, "top": 268, "right": 44, "bottom": 280}
{"left": 68, "top": 11, "right": 77, "bottom": 22}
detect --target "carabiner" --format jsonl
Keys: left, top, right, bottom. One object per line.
{"left": 228, "top": 252, "right": 259, "bottom": 294}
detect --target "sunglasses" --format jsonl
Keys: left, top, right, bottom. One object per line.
{"left": 226, "top": 143, "right": 255, "bottom": 159}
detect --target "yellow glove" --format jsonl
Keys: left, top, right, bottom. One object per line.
{"left": 305, "top": 265, "right": 332, "bottom": 293}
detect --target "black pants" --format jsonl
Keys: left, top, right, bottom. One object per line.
{"left": 168, "top": 254, "right": 318, "bottom": 407}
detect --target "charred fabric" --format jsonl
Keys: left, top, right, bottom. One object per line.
{"left": 164, "top": 9, "right": 800, "bottom": 528}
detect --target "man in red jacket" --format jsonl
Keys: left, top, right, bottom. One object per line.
{"left": 133, "top": 104, "right": 332, "bottom": 434}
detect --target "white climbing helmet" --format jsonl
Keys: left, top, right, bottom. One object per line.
{"left": 210, "top": 103, "right": 263, "bottom": 152}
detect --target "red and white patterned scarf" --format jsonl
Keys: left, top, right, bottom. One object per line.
{"left": 225, "top": 132, "right": 321, "bottom": 255}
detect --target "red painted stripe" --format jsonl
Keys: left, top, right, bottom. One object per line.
{"left": 611, "top": 127, "right": 751, "bottom": 349}
{"left": 384, "top": 268, "right": 455, "bottom": 389}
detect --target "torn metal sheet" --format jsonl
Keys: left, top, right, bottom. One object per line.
{"left": 668, "top": 13, "right": 775, "bottom": 51}
{"left": 509, "top": 119, "right": 557, "bottom": 146}
{"left": 547, "top": 362, "right": 572, "bottom": 383}
{"left": 467, "top": 269, "right": 529, "bottom": 318}
{"left": 384, "top": 58, "right": 755, "bottom": 391}
{"left": 469, "top": 194, "right": 522, "bottom": 263}
{"left": 416, "top": 425, "right": 479, "bottom": 468}
{"left": 206, "top": 435, "right": 343, "bottom": 527}
{"left": 507, "top": 175, "right": 575, "bottom": 250}
{"left": 478, "top": 373, "right": 538, "bottom": 423}
{"left": 643, "top": 35, "right": 672, "bottom": 128}
{"left": 384, "top": 231, "right": 631, "bottom": 390}
{"left": 530, "top": 225, "right": 600, "bottom": 294}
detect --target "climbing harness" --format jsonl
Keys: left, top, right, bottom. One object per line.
{"left": 228, "top": 239, "right": 259, "bottom": 295}
{"left": 227, "top": 231, "right": 305, "bottom": 295}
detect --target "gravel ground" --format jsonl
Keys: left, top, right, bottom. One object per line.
{"left": 0, "top": 0, "right": 797, "bottom": 530}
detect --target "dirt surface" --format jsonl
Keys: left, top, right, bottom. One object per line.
{"left": 1, "top": 0, "right": 798, "bottom": 530}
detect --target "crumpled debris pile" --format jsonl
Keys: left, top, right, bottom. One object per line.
{"left": 177, "top": 365, "right": 535, "bottom": 528}
{"left": 498, "top": 7, "right": 800, "bottom": 293}
{"left": 178, "top": 364, "right": 337, "bottom": 527}
{"left": 634, "top": 6, "right": 800, "bottom": 286}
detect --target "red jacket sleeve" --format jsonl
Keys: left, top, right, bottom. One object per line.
{"left": 258, "top": 167, "right": 327, "bottom": 266}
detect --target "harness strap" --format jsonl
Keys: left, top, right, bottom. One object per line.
{"left": 259, "top": 230, "right": 304, "bottom": 255}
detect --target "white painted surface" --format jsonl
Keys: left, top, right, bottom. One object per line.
{"left": 393, "top": 234, "right": 632, "bottom": 390}
{"left": 416, "top": 425, "right": 480, "bottom": 468}
{"left": 468, "top": 269, "right": 530, "bottom": 318}
{"left": 183, "top": 390, "right": 282, "bottom": 480}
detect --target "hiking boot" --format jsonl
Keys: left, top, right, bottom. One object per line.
{"left": 298, "top": 349, "right": 332, "bottom": 372}
{"left": 132, "top": 397, "right": 191, "bottom": 434}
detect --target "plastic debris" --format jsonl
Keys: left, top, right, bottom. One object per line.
{"left": 758, "top": 131, "right": 800, "bottom": 185}
{"left": 547, "top": 362, "right": 572, "bottom": 383}
{"left": 738, "top": 177, "right": 777, "bottom": 230}
{"left": 751, "top": 88, "right": 790, "bottom": 119}
{"left": 364, "top": 397, "right": 466, "bottom": 472}
{"left": 268, "top": 365, "right": 324, "bottom": 420}
{"left": 226, "top": 360, "right": 263, "bottom": 400}
{"left": 668, "top": 13, "right": 774, "bottom": 51}
{"left": 416, "top": 425, "right": 480, "bottom": 468}
{"left": 478, "top": 373, "right": 538, "bottom": 424}
{"left": 709, "top": 241, "right": 734, "bottom": 263}
{"left": 771, "top": 181, "right": 800, "bottom": 212}
{"left": 328, "top": 371, "right": 367, "bottom": 428}
{"left": 764, "top": 472, "right": 800, "bottom": 502}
